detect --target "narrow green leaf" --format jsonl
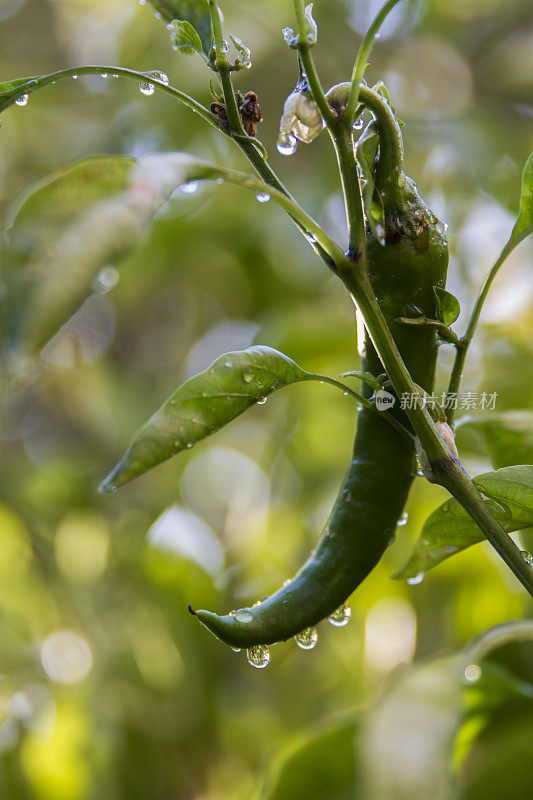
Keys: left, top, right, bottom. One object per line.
{"left": 511, "top": 151, "right": 533, "bottom": 243}
{"left": 456, "top": 412, "right": 533, "bottom": 469}
{"left": 394, "top": 465, "right": 533, "bottom": 580}
{"left": 99, "top": 346, "right": 316, "bottom": 492}
{"left": 434, "top": 286, "right": 460, "bottom": 326}
{"left": 169, "top": 19, "right": 205, "bottom": 58}
{"left": 146, "top": 0, "right": 211, "bottom": 53}
{"left": 0, "top": 76, "right": 36, "bottom": 112}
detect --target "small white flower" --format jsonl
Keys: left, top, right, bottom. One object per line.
{"left": 278, "top": 80, "right": 323, "bottom": 145}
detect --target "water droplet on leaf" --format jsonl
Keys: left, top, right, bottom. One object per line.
{"left": 397, "top": 511, "right": 408, "bottom": 527}
{"left": 256, "top": 192, "right": 271, "bottom": 203}
{"left": 234, "top": 608, "right": 253, "bottom": 624}
{"left": 328, "top": 604, "right": 351, "bottom": 627}
{"left": 407, "top": 572, "right": 424, "bottom": 585}
{"left": 247, "top": 644, "right": 270, "bottom": 668}
{"left": 521, "top": 551, "right": 533, "bottom": 566}
{"left": 15, "top": 94, "right": 28, "bottom": 106}
{"left": 257, "top": 397, "right": 267, "bottom": 405}
{"left": 295, "top": 627, "right": 318, "bottom": 649}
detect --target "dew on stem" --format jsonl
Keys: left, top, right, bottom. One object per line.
{"left": 407, "top": 572, "right": 425, "bottom": 585}
{"left": 256, "top": 192, "right": 271, "bottom": 203}
{"left": 15, "top": 94, "right": 29, "bottom": 106}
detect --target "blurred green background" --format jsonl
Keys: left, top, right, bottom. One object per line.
{"left": 1, "top": 0, "right": 533, "bottom": 798}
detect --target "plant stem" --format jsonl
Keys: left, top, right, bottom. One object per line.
{"left": 207, "top": 0, "right": 244, "bottom": 135}
{"left": 330, "top": 124, "right": 367, "bottom": 258}
{"left": 293, "top": 0, "right": 336, "bottom": 126}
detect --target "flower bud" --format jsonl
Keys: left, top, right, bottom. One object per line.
{"left": 277, "top": 79, "right": 323, "bottom": 149}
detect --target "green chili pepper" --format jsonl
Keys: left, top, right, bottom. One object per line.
{"left": 194, "top": 178, "right": 449, "bottom": 649}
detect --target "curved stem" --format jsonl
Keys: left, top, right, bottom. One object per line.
{"left": 0, "top": 66, "right": 215, "bottom": 126}
{"left": 345, "top": 0, "right": 404, "bottom": 124}
{"left": 358, "top": 85, "right": 404, "bottom": 207}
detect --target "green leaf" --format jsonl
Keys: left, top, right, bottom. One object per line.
{"left": 169, "top": 19, "right": 205, "bottom": 58}
{"left": 511, "top": 151, "right": 533, "bottom": 243}
{"left": 146, "top": 0, "right": 211, "bottom": 53}
{"left": 394, "top": 465, "right": 533, "bottom": 580}
{"left": 283, "top": 3, "right": 317, "bottom": 48}
{"left": 99, "top": 346, "right": 319, "bottom": 493}
{"left": 456, "top": 412, "right": 533, "bottom": 470}
{"left": 434, "top": 286, "right": 460, "bottom": 326}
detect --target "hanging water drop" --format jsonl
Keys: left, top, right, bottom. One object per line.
{"left": 407, "top": 572, "right": 425, "bottom": 585}
{"left": 256, "top": 192, "right": 271, "bottom": 203}
{"left": 276, "top": 132, "right": 297, "bottom": 156}
{"left": 72, "top": 74, "right": 78, "bottom": 79}
{"left": 231, "top": 647, "right": 241, "bottom": 652}
{"left": 101, "top": 72, "right": 108, "bottom": 79}
{"left": 397, "top": 511, "right": 409, "bottom": 527}
{"left": 521, "top": 551, "right": 533, "bottom": 566}
{"left": 247, "top": 644, "right": 270, "bottom": 668}
{"left": 257, "top": 397, "right": 267, "bottom": 405}
{"left": 234, "top": 608, "right": 253, "bottom": 624}
{"left": 139, "top": 80, "right": 155, "bottom": 96}
{"left": 180, "top": 181, "right": 198, "bottom": 194}
{"left": 295, "top": 627, "right": 318, "bottom": 649}
{"left": 15, "top": 94, "right": 29, "bottom": 106}
{"left": 353, "top": 117, "right": 364, "bottom": 131}
{"left": 221, "top": 39, "right": 230, "bottom": 53}
{"left": 328, "top": 604, "right": 351, "bottom": 627}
